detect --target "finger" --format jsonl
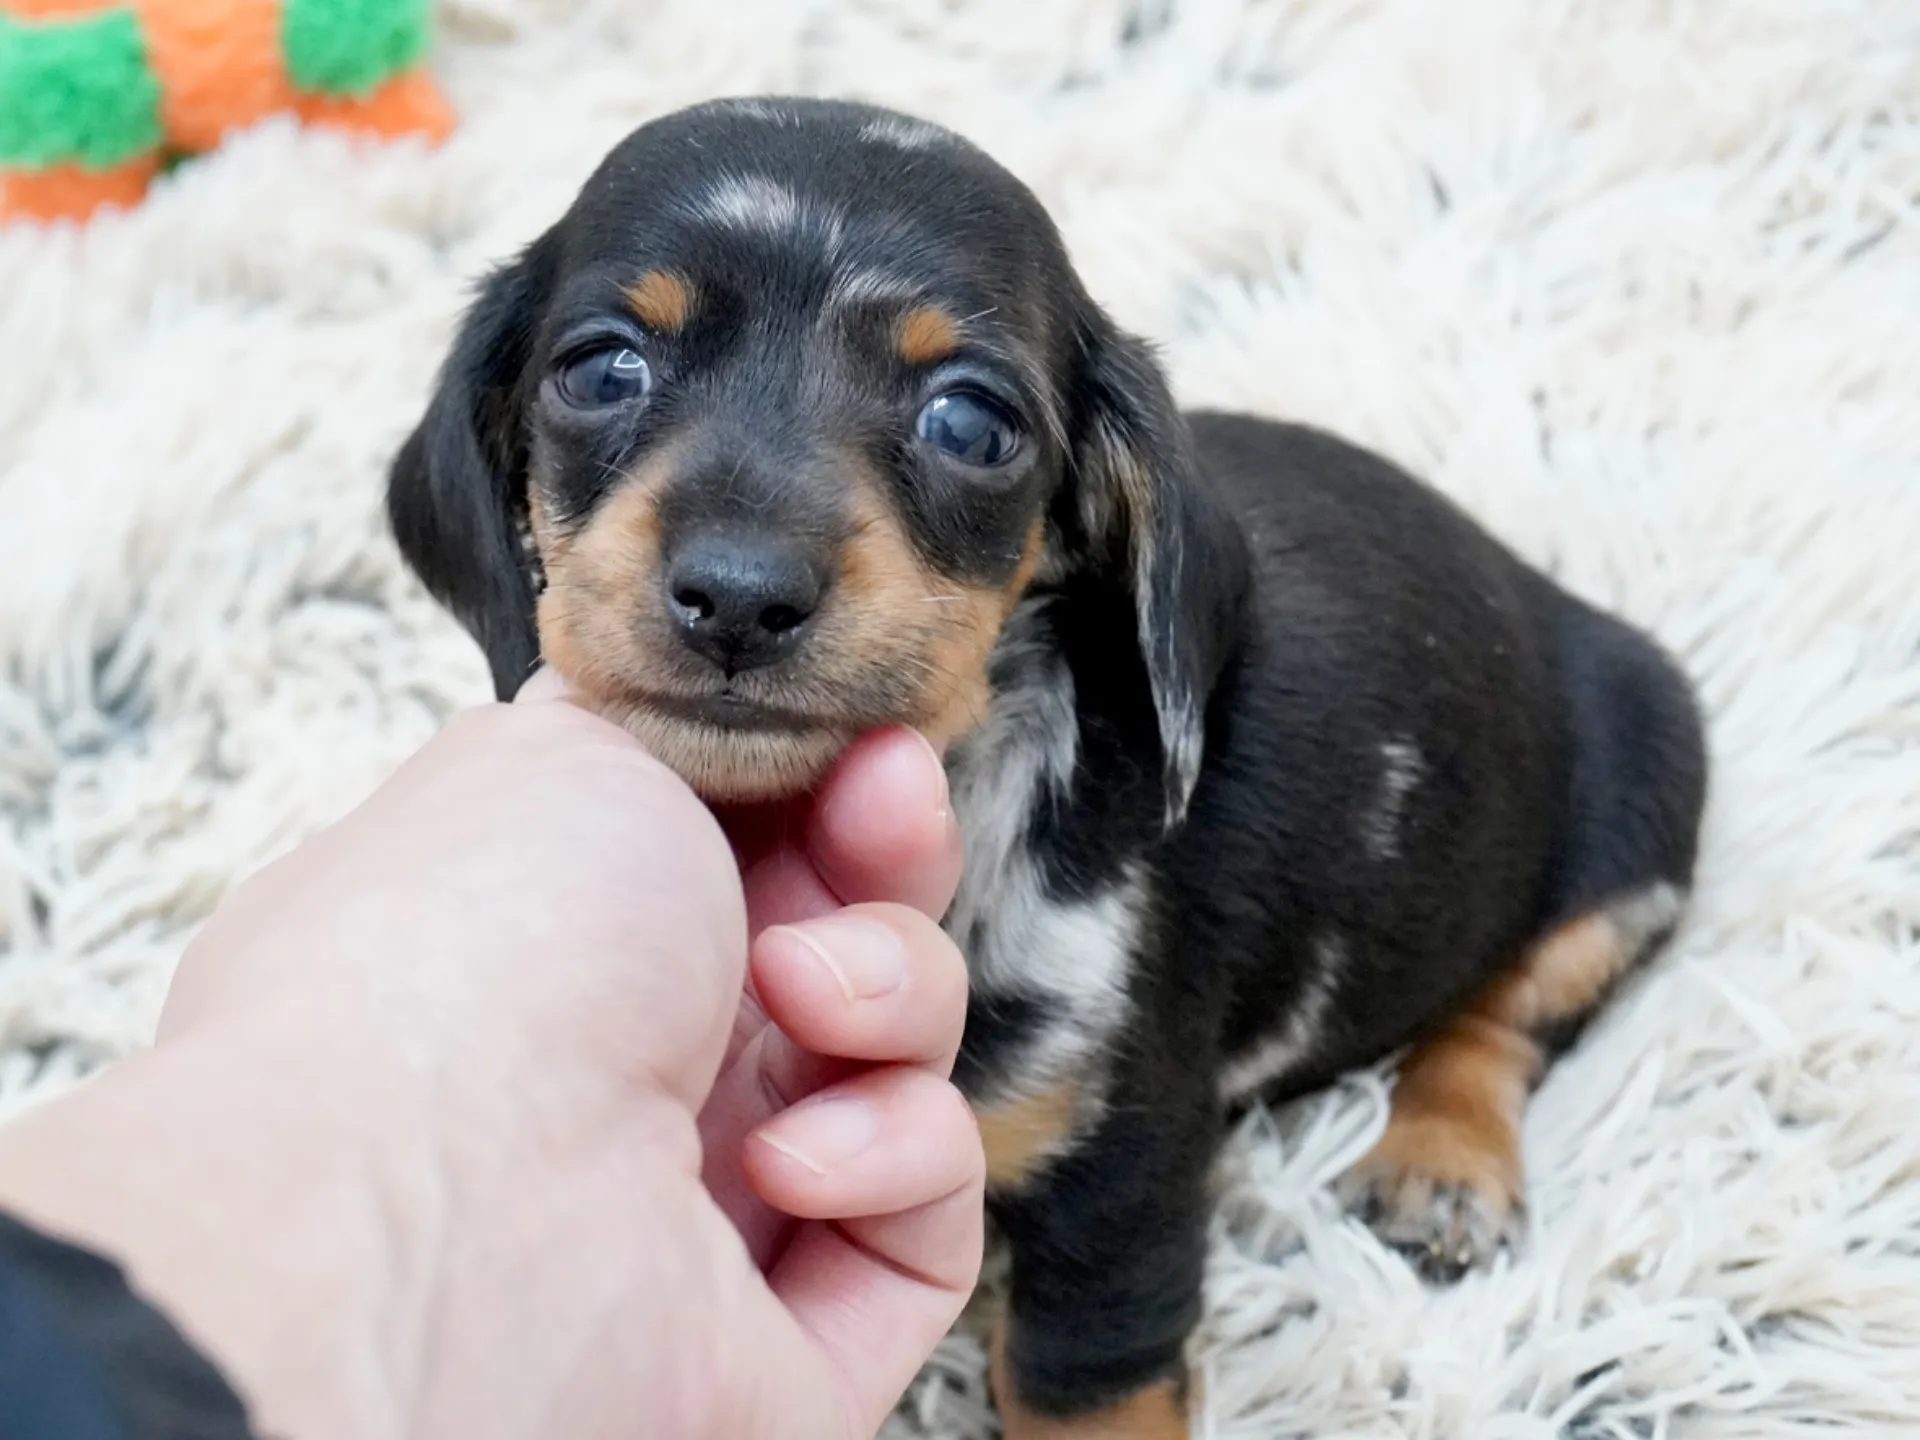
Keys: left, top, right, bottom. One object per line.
{"left": 511, "top": 664, "right": 570, "bottom": 704}
{"left": 808, "top": 727, "right": 962, "bottom": 919}
{"left": 761, "top": 1087, "right": 984, "bottom": 1439}
{"left": 753, "top": 905, "right": 969, "bottom": 1076}
{"left": 697, "top": 903, "right": 968, "bottom": 1263}
{"left": 773, "top": 1204, "right": 983, "bottom": 1440}
{"left": 745, "top": 1067, "right": 981, "bottom": 1222}
{"left": 723, "top": 727, "right": 960, "bottom": 937}
{"left": 720, "top": 725, "right": 960, "bottom": 962}
{"left": 737, "top": 842, "right": 840, "bottom": 939}
{"left": 698, "top": 1022, "right": 799, "bottom": 1265}
{"left": 721, "top": 986, "right": 771, "bottom": 1072}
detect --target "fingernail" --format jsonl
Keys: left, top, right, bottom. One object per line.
{"left": 773, "top": 917, "right": 906, "bottom": 1000}
{"left": 757, "top": 1094, "right": 879, "bottom": 1174}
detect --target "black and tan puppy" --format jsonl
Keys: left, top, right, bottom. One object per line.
{"left": 388, "top": 97, "right": 1708, "bottom": 1439}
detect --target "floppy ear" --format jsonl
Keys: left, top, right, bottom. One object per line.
{"left": 1069, "top": 313, "right": 1249, "bottom": 827}
{"left": 388, "top": 233, "right": 558, "bottom": 699}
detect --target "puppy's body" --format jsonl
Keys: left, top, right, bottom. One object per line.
{"left": 388, "top": 97, "right": 1707, "bottom": 1437}
{"left": 950, "top": 414, "right": 1702, "bottom": 1421}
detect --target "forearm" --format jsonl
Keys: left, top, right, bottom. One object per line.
{"left": 0, "top": 997, "right": 722, "bottom": 1440}
{"left": 0, "top": 1015, "right": 429, "bottom": 1440}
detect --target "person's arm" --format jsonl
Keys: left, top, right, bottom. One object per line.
{"left": 0, "top": 685, "right": 980, "bottom": 1440}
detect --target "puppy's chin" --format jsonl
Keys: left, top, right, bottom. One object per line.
{"left": 583, "top": 695, "right": 852, "bottom": 802}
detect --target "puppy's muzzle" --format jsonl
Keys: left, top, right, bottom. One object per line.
{"left": 664, "top": 527, "right": 825, "bottom": 675}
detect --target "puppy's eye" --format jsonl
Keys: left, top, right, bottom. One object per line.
{"left": 556, "top": 346, "right": 652, "bottom": 408}
{"left": 916, "top": 391, "right": 1020, "bottom": 467}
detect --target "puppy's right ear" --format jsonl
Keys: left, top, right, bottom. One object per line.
{"left": 388, "top": 233, "right": 558, "bottom": 699}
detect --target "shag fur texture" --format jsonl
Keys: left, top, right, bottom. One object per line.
{"left": 1, "top": 3, "right": 1917, "bottom": 1435}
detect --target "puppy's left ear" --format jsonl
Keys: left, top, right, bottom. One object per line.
{"left": 1068, "top": 313, "right": 1248, "bottom": 826}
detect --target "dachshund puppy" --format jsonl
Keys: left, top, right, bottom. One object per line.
{"left": 388, "top": 97, "right": 1708, "bottom": 1439}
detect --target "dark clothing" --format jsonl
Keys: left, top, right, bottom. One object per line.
{"left": 0, "top": 1210, "right": 255, "bottom": 1440}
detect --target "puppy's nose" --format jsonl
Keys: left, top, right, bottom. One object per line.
{"left": 665, "top": 532, "right": 823, "bottom": 674}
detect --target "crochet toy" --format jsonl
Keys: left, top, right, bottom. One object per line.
{"left": 0, "top": 0, "right": 453, "bottom": 223}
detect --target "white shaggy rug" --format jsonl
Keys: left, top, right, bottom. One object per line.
{"left": 3, "top": 1, "right": 1919, "bottom": 1435}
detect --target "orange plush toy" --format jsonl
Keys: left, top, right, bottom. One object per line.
{"left": 0, "top": 0, "right": 453, "bottom": 222}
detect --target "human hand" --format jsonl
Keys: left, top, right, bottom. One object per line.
{"left": 0, "top": 678, "right": 983, "bottom": 1440}
{"left": 689, "top": 676, "right": 969, "bottom": 1271}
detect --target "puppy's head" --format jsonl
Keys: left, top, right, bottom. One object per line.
{"left": 390, "top": 97, "right": 1242, "bottom": 812}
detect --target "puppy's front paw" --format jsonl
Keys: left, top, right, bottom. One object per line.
{"left": 1338, "top": 1158, "right": 1524, "bottom": 1283}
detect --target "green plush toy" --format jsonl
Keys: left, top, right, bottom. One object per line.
{"left": 0, "top": 0, "right": 453, "bottom": 222}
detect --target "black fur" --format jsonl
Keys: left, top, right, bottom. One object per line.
{"left": 1067, "top": 322, "right": 1251, "bottom": 823}
{"left": 977, "top": 416, "right": 1706, "bottom": 1418}
{"left": 387, "top": 97, "right": 1709, "bottom": 1430}
{"left": 388, "top": 234, "right": 559, "bottom": 697}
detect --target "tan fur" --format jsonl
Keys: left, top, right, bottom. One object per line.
{"left": 1356, "top": 1011, "right": 1535, "bottom": 1208}
{"left": 917, "top": 520, "right": 1047, "bottom": 748}
{"left": 896, "top": 303, "right": 962, "bottom": 364}
{"left": 1478, "top": 911, "right": 1625, "bottom": 1031}
{"left": 1350, "top": 909, "right": 1634, "bottom": 1225}
{"left": 625, "top": 269, "right": 692, "bottom": 332}
{"left": 531, "top": 452, "right": 845, "bottom": 799}
{"left": 833, "top": 482, "right": 1045, "bottom": 748}
{"left": 991, "top": 1321, "right": 1190, "bottom": 1440}
{"left": 831, "top": 477, "right": 942, "bottom": 661}
{"left": 534, "top": 467, "right": 665, "bottom": 695}
{"left": 528, "top": 452, "right": 1045, "bottom": 801}
{"left": 975, "top": 1083, "right": 1078, "bottom": 1189}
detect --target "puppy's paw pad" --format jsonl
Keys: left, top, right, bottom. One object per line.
{"left": 1337, "top": 1165, "right": 1524, "bottom": 1283}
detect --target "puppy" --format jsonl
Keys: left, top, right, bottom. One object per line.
{"left": 388, "top": 97, "right": 1708, "bottom": 1439}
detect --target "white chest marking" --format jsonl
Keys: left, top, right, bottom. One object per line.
{"left": 944, "top": 616, "right": 1148, "bottom": 1089}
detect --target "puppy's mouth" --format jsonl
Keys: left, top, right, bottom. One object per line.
{"left": 560, "top": 670, "right": 899, "bottom": 803}
{"left": 637, "top": 686, "right": 837, "bottom": 735}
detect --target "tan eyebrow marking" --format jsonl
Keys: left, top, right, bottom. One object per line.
{"left": 625, "top": 270, "right": 693, "bottom": 333}
{"left": 895, "top": 303, "right": 962, "bottom": 365}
